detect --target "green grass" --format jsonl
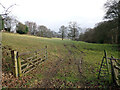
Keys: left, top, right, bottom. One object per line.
{"left": 2, "top": 32, "right": 119, "bottom": 88}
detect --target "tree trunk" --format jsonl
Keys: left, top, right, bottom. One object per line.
{"left": 115, "top": 32, "right": 118, "bottom": 44}
{"left": 112, "top": 35, "right": 114, "bottom": 44}
{"left": 73, "top": 28, "right": 76, "bottom": 41}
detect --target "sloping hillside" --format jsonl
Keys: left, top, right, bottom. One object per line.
{"left": 2, "top": 32, "right": 119, "bottom": 88}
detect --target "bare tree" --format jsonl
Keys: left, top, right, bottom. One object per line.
{"left": 32, "top": 23, "right": 37, "bottom": 35}
{"left": 37, "top": 25, "right": 48, "bottom": 37}
{"left": 0, "top": 3, "right": 16, "bottom": 31}
{"left": 59, "top": 25, "right": 67, "bottom": 40}
{"left": 104, "top": 0, "right": 119, "bottom": 20}
{"left": 68, "top": 22, "right": 81, "bottom": 40}
{"left": 4, "top": 16, "right": 18, "bottom": 32}
{"left": 25, "top": 21, "right": 37, "bottom": 35}
{"left": 0, "top": 3, "right": 16, "bottom": 15}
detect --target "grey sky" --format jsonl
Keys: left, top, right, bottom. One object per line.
{"left": 0, "top": 0, "right": 107, "bottom": 32}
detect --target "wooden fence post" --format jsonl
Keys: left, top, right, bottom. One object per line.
{"left": 17, "top": 52, "right": 22, "bottom": 77}
{"left": 11, "top": 50, "right": 18, "bottom": 77}
{"left": 111, "top": 56, "right": 120, "bottom": 86}
{"left": 98, "top": 56, "right": 105, "bottom": 79}
{"left": 10, "top": 46, "right": 48, "bottom": 77}
{"left": 110, "top": 56, "right": 117, "bottom": 85}
{"left": 104, "top": 50, "right": 111, "bottom": 84}
{"left": 104, "top": 50, "right": 109, "bottom": 75}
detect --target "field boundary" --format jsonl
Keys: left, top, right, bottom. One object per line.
{"left": 98, "top": 50, "right": 120, "bottom": 86}
{"left": 3, "top": 46, "right": 47, "bottom": 77}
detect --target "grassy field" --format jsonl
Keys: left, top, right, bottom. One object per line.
{"left": 2, "top": 32, "right": 119, "bottom": 88}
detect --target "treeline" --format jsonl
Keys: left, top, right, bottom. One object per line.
{"left": 2, "top": 15, "right": 118, "bottom": 44}
{"left": 0, "top": 15, "right": 60, "bottom": 38}
{"left": 16, "top": 21, "right": 81, "bottom": 40}
{"left": 2, "top": 17, "right": 81, "bottom": 40}
{"left": 18, "top": 21, "right": 81, "bottom": 40}
{"left": 16, "top": 21, "right": 59, "bottom": 38}
{"left": 1, "top": 0, "right": 119, "bottom": 44}
{"left": 79, "top": 19, "right": 118, "bottom": 44}
{"left": 79, "top": 0, "right": 119, "bottom": 44}
{"left": 1, "top": 16, "right": 81, "bottom": 39}
{"left": 16, "top": 0, "right": 120, "bottom": 44}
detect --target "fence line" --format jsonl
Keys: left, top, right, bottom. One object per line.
{"left": 98, "top": 50, "right": 120, "bottom": 86}
{"left": 3, "top": 46, "right": 48, "bottom": 77}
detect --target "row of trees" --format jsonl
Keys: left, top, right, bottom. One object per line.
{"left": 1, "top": 14, "right": 82, "bottom": 40}
{"left": 0, "top": 16, "right": 59, "bottom": 38}
{"left": 59, "top": 22, "right": 81, "bottom": 40}
{"left": 24, "top": 21, "right": 59, "bottom": 38}
{"left": 15, "top": 0, "right": 119, "bottom": 43}
{"left": 16, "top": 21, "right": 82, "bottom": 40}
{"left": 79, "top": 0, "right": 120, "bottom": 44}
{"left": 1, "top": 0, "right": 119, "bottom": 44}
{"left": 0, "top": 2, "right": 82, "bottom": 40}
{"left": 79, "top": 19, "right": 118, "bottom": 44}
{"left": 0, "top": 2, "right": 81, "bottom": 40}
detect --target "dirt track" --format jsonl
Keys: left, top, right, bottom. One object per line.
{"left": 2, "top": 44, "right": 85, "bottom": 88}
{"left": 31, "top": 44, "right": 85, "bottom": 88}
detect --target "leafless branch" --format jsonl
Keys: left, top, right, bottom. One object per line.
{"left": 0, "top": 3, "right": 5, "bottom": 9}
{"left": 0, "top": 3, "right": 16, "bottom": 15}
{"left": 5, "top": 4, "right": 16, "bottom": 14}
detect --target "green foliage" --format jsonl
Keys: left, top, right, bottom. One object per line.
{"left": 16, "top": 22, "right": 28, "bottom": 34}
{"left": 0, "top": 15, "right": 4, "bottom": 30}
{"left": 25, "top": 26, "right": 28, "bottom": 33}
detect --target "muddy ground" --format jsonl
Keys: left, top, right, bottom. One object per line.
{"left": 2, "top": 44, "right": 101, "bottom": 88}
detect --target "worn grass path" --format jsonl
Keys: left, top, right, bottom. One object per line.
{"left": 26, "top": 43, "right": 85, "bottom": 88}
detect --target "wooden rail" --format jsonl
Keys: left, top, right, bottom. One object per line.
{"left": 98, "top": 50, "right": 120, "bottom": 86}
{"left": 11, "top": 46, "right": 47, "bottom": 77}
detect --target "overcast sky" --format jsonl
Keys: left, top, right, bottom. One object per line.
{"left": 0, "top": 0, "right": 107, "bottom": 32}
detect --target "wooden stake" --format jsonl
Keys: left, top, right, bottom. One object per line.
{"left": 112, "top": 56, "right": 120, "bottom": 86}
{"left": 17, "top": 52, "right": 22, "bottom": 77}
{"left": 104, "top": 50, "right": 110, "bottom": 76}
{"left": 98, "top": 56, "right": 105, "bottom": 79}
{"left": 11, "top": 50, "right": 18, "bottom": 77}
{"left": 110, "top": 56, "right": 117, "bottom": 85}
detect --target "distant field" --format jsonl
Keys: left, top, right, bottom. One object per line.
{"left": 2, "top": 32, "right": 119, "bottom": 88}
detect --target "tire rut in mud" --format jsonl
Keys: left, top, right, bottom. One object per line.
{"left": 64, "top": 44, "right": 83, "bottom": 74}
{"left": 33, "top": 55, "right": 65, "bottom": 88}
{"left": 32, "top": 43, "right": 85, "bottom": 88}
